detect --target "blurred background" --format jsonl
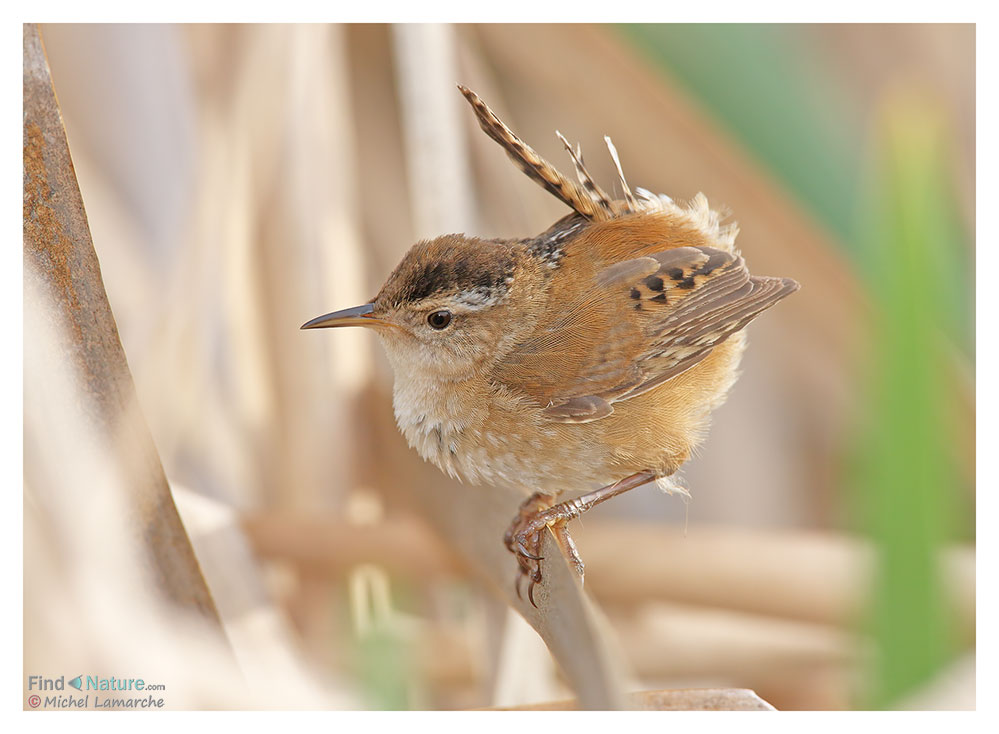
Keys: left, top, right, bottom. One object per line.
{"left": 25, "top": 23, "right": 974, "bottom": 710}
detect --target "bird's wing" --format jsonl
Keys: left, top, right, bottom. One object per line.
{"left": 493, "top": 245, "right": 799, "bottom": 423}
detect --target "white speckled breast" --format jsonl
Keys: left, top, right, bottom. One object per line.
{"left": 390, "top": 368, "right": 615, "bottom": 495}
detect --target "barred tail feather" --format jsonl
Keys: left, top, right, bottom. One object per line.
{"left": 458, "top": 85, "right": 614, "bottom": 221}
{"left": 555, "top": 131, "right": 614, "bottom": 216}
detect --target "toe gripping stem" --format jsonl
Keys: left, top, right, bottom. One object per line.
{"left": 505, "top": 471, "right": 657, "bottom": 607}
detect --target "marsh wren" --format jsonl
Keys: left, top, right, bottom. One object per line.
{"left": 304, "top": 86, "right": 799, "bottom": 605}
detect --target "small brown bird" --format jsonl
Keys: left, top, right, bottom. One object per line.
{"left": 303, "top": 86, "right": 799, "bottom": 605}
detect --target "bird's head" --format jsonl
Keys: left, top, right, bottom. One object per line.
{"left": 302, "top": 235, "right": 541, "bottom": 381}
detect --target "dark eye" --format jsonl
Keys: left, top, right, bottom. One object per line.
{"left": 427, "top": 310, "right": 452, "bottom": 330}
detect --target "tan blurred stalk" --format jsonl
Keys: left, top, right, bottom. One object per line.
{"left": 24, "top": 22, "right": 220, "bottom": 629}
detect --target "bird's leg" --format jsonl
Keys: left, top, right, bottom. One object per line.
{"left": 504, "top": 471, "right": 656, "bottom": 606}
{"left": 551, "top": 522, "right": 584, "bottom": 579}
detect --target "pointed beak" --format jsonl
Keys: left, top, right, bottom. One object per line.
{"left": 301, "top": 303, "right": 381, "bottom": 330}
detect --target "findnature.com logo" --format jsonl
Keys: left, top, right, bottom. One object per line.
{"left": 27, "top": 674, "right": 166, "bottom": 709}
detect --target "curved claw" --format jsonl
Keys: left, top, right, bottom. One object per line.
{"left": 515, "top": 540, "right": 544, "bottom": 561}
{"left": 527, "top": 579, "right": 538, "bottom": 608}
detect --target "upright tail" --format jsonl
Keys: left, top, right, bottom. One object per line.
{"left": 458, "top": 85, "right": 618, "bottom": 221}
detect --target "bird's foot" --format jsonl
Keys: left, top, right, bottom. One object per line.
{"left": 503, "top": 472, "right": 656, "bottom": 607}
{"left": 504, "top": 492, "right": 586, "bottom": 607}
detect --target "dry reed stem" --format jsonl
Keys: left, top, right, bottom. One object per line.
{"left": 23, "top": 22, "right": 222, "bottom": 628}
{"left": 489, "top": 687, "right": 775, "bottom": 711}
